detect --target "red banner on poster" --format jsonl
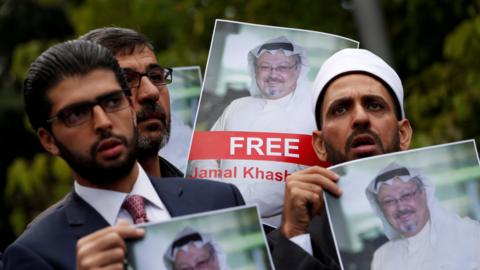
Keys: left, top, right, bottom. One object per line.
{"left": 189, "top": 131, "right": 330, "bottom": 167}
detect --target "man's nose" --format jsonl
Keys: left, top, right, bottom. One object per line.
{"left": 396, "top": 199, "right": 410, "bottom": 211}
{"left": 136, "top": 76, "right": 160, "bottom": 104}
{"left": 92, "top": 105, "right": 113, "bottom": 132}
{"left": 351, "top": 104, "right": 370, "bottom": 129}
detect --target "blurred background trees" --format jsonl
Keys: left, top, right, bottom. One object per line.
{"left": 1, "top": 0, "right": 479, "bottom": 250}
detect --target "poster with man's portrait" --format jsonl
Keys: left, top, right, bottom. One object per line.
{"left": 126, "top": 205, "right": 273, "bottom": 270}
{"left": 324, "top": 140, "right": 480, "bottom": 270}
{"left": 187, "top": 19, "right": 359, "bottom": 226}
{"left": 160, "top": 66, "right": 202, "bottom": 174}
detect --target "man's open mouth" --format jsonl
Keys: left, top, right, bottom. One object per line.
{"left": 351, "top": 134, "right": 376, "bottom": 148}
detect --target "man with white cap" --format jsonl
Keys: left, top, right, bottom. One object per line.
{"left": 366, "top": 162, "right": 480, "bottom": 270}
{"left": 163, "top": 227, "right": 230, "bottom": 270}
{"left": 193, "top": 36, "right": 315, "bottom": 226}
{"left": 268, "top": 48, "right": 413, "bottom": 269}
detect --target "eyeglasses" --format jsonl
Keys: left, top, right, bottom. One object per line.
{"left": 46, "top": 90, "right": 130, "bottom": 127}
{"left": 122, "top": 66, "right": 172, "bottom": 89}
{"left": 256, "top": 63, "right": 297, "bottom": 73}
{"left": 380, "top": 187, "right": 421, "bottom": 209}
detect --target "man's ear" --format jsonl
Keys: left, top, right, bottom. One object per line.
{"left": 398, "top": 118, "right": 413, "bottom": 151}
{"left": 312, "top": 130, "right": 328, "bottom": 162}
{"left": 37, "top": 127, "right": 60, "bottom": 156}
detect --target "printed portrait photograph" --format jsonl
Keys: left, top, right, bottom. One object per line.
{"left": 187, "top": 19, "right": 359, "bottom": 227}
{"left": 324, "top": 140, "right": 480, "bottom": 270}
{"left": 126, "top": 206, "right": 273, "bottom": 270}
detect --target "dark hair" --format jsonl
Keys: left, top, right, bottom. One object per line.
{"left": 24, "top": 40, "right": 130, "bottom": 131}
{"left": 314, "top": 71, "right": 403, "bottom": 130}
{"left": 79, "top": 27, "right": 154, "bottom": 56}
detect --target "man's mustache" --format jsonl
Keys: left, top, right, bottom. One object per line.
{"left": 395, "top": 209, "right": 415, "bottom": 219}
{"left": 136, "top": 103, "right": 166, "bottom": 123}
{"left": 265, "top": 77, "right": 284, "bottom": 83}
{"left": 345, "top": 127, "right": 383, "bottom": 152}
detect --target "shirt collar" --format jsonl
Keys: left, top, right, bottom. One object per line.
{"left": 74, "top": 163, "right": 165, "bottom": 225}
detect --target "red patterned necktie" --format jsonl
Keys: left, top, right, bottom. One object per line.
{"left": 122, "top": 195, "right": 149, "bottom": 224}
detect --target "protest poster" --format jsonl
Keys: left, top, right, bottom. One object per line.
{"left": 160, "top": 66, "right": 202, "bottom": 174}
{"left": 187, "top": 19, "right": 359, "bottom": 226}
{"left": 324, "top": 140, "right": 480, "bottom": 269}
{"left": 126, "top": 205, "right": 273, "bottom": 270}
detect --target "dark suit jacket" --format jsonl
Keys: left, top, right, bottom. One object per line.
{"left": 159, "top": 156, "right": 184, "bottom": 177}
{"left": 268, "top": 211, "right": 340, "bottom": 270}
{"left": 3, "top": 177, "right": 245, "bottom": 270}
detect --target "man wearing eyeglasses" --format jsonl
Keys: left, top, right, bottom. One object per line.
{"left": 2, "top": 40, "right": 244, "bottom": 270}
{"left": 80, "top": 27, "right": 182, "bottom": 178}
{"left": 191, "top": 36, "right": 315, "bottom": 227}
{"left": 365, "top": 162, "right": 480, "bottom": 270}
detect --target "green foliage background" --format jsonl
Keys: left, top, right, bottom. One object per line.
{"left": 0, "top": 0, "right": 479, "bottom": 250}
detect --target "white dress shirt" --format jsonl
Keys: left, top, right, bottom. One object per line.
{"left": 74, "top": 163, "right": 171, "bottom": 225}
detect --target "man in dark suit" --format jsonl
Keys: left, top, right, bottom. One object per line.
{"left": 268, "top": 48, "right": 413, "bottom": 269}
{"left": 3, "top": 40, "right": 244, "bottom": 270}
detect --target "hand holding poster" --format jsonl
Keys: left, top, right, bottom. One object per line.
{"left": 187, "top": 19, "right": 359, "bottom": 226}
{"left": 324, "top": 140, "right": 480, "bottom": 270}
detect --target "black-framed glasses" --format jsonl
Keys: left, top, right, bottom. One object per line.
{"left": 46, "top": 90, "right": 130, "bottom": 127}
{"left": 122, "top": 66, "right": 172, "bottom": 89}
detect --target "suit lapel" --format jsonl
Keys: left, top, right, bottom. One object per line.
{"left": 62, "top": 178, "right": 194, "bottom": 238}
{"left": 150, "top": 177, "right": 196, "bottom": 217}
{"left": 64, "top": 192, "right": 110, "bottom": 239}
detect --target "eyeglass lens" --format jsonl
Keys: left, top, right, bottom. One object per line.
{"left": 122, "top": 66, "right": 172, "bottom": 88}
{"left": 56, "top": 90, "right": 129, "bottom": 127}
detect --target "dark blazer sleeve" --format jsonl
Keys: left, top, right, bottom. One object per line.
{"left": 228, "top": 182, "right": 246, "bottom": 206}
{"left": 4, "top": 242, "right": 54, "bottom": 270}
{"left": 268, "top": 215, "right": 340, "bottom": 270}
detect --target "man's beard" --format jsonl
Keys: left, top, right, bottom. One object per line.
{"left": 136, "top": 102, "right": 170, "bottom": 157}
{"left": 55, "top": 129, "right": 138, "bottom": 185}
{"left": 264, "top": 78, "right": 284, "bottom": 96}
{"left": 259, "top": 76, "right": 291, "bottom": 99}
{"left": 324, "top": 126, "right": 400, "bottom": 165}
{"left": 394, "top": 208, "right": 419, "bottom": 234}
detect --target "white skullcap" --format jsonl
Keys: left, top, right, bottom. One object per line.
{"left": 312, "top": 48, "right": 404, "bottom": 126}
